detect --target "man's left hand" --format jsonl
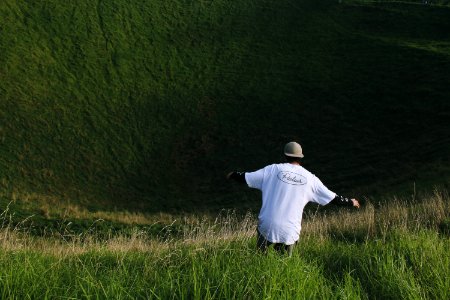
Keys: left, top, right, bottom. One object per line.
{"left": 351, "top": 199, "right": 360, "bottom": 208}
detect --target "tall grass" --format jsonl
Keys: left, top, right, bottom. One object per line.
{"left": 0, "top": 191, "right": 448, "bottom": 299}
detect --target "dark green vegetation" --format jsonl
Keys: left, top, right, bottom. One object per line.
{"left": 1, "top": 0, "right": 449, "bottom": 214}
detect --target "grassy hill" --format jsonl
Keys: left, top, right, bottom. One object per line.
{"left": 1, "top": 0, "right": 449, "bottom": 214}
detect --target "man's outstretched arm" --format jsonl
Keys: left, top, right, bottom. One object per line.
{"left": 226, "top": 171, "right": 246, "bottom": 184}
{"left": 330, "top": 194, "right": 360, "bottom": 208}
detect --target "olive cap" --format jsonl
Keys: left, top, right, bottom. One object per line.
{"left": 284, "top": 142, "right": 304, "bottom": 158}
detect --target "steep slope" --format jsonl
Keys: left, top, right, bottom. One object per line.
{"left": 0, "top": 0, "right": 449, "bottom": 212}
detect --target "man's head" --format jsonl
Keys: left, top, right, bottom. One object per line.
{"left": 284, "top": 141, "right": 304, "bottom": 164}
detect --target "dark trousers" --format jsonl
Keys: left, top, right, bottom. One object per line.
{"left": 256, "top": 230, "right": 295, "bottom": 256}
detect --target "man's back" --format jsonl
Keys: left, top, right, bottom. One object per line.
{"left": 226, "top": 141, "right": 360, "bottom": 254}
{"left": 245, "top": 163, "right": 335, "bottom": 244}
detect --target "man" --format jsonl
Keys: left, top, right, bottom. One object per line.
{"left": 227, "top": 141, "right": 360, "bottom": 256}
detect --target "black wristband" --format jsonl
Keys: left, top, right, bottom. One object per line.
{"left": 229, "top": 171, "right": 246, "bottom": 184}
{"left": 330, "top": 194, "right": 353, "bottom": 207}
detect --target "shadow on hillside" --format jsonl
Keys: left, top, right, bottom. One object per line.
{"left": 104, "top": 0, "right": 450, "bottom": 214}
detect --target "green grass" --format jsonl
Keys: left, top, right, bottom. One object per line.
{"left": 1, "top": 0, "right": 449, "bottom": 212}
{"left": 1, "top": 2, "right": 449, "bottom": 297}
{"left": 1, "top": 233, "right": 447, "bottom": 299}
{"left": 0, "top": 191, "right": 448, "bottom": 299}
